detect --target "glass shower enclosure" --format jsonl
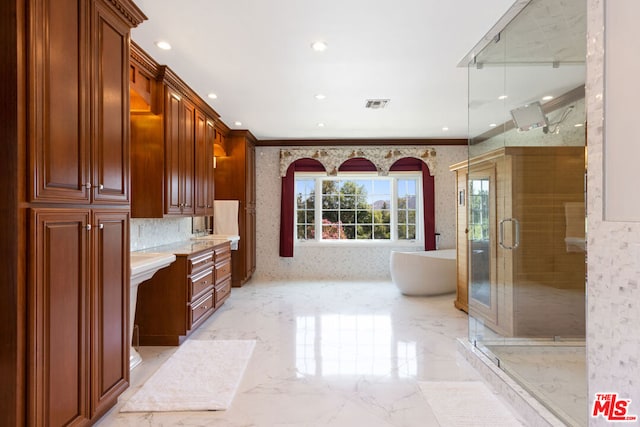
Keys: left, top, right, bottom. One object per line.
{"left": 465, "top": 0, "right": 587, "bottom": 425}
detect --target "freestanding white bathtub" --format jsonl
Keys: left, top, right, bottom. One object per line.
{"left": 390, "top": 249, "right": 457, "bottom": 296}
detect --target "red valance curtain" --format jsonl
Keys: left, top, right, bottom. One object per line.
{"left": 280, "top": 158, "right": 326, "bottom": 257}
{"left": 389, "top": 158, "right": 436, "bottom": 251}
{"left": 279, "top": 156, "right": 435, "bottom": 257}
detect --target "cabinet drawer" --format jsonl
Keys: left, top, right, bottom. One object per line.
{"left": 214, "top": 244, "right": 231, "bottom": 262}
{"left": 189, "top": 250, "right": 213, "bottom": 274}
{"left": 190, "top": 292, "right": 214, "bottom": 327}
{"left": 215, "top": 277, "right": 231, "bottom": 307}
{"left": 215, "top": 259, "right": 232, "bottom": 282}
{"left": 190, "top": 268, "right": 214, "bottom": 301}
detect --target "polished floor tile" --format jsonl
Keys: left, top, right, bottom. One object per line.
{"left": 96, "top": 280, "right": 526, "bottom": 426}
{"left": 487, "top": 345, "right": 587, "bottom": 426}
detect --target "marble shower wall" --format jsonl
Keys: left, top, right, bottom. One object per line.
{"left": 254, "top": 146, "right": 467, "bottom": 281}
{"left": 586, "top": 0, "right": 640, "bottom": 423}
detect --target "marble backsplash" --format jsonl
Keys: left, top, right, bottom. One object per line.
{"left": 130, "top": 217, "right": 194, "bottom": 251}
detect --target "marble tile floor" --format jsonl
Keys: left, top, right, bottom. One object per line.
{"left": 96, "top": 280, "right": 529, "bottom": 426}
{"left": 486, "top": 345, "right": 587, "bottom": 427}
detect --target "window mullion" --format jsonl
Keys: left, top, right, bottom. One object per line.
{"left": 390, "top": 177, "right": 397, "bottom": 241}
{"left": 315, "top": 177, "right": 322, "bottom": 242}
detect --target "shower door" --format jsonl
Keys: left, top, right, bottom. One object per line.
{"left": 467, "top": 0, "right": 586, "bottom": 348}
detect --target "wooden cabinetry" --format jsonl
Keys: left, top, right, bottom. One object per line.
{"left": 195, "top": 114, "right": 216, "bottom": 216}
{"left": 450, "top": 161, "right": 468, "bottom": 313}
{"left": 165, "top": 90, "right": 196, "bottom": 215}
{"left": 29, "top": 0, "right": 133, "bottom": 206}
{"left": 215, "top": 130, "right": 257, "bottom": 287}
{"left": 30, "top": 210, "right": 91, "bottom": 426}
{"left": 135, "top": 241, "right": 232, "bottom": 346}
{"left": 455, "top": 147, "right": 586, "bottom": 337}
{"left": 129, "top": 43, "right": 219, "bottom": 218}
{"left": 10, "top": 1, "right": 145, "bottom": 425}
{"left": 30, "top": 209, "right": 130, "bottom": 425}
{"left": 214, "top": 243, "right": 233, "bottom": 306}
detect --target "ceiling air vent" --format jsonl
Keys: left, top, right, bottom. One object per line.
{"left": 365, "top": 99, "right": 390, "bottom": 109}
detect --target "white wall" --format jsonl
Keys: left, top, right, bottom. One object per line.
{"left": 253, "top": 145, "right": 467, "bottom": 281}
{"left": 587, "top": 0, "right": 640, "bottom": 422}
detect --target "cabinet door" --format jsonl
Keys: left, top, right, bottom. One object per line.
{"left": 29, "top": 0, "right": 91, "bottom": 203}
{"left": 194, "top": 112, "right": 213, "bottom": 216}
{"left": 90, "top": 210, "right": 129, "bottom": 418}
{"left": 164, "top": 90, "right": 195, "bottom": 215}
{"left": 30, "top": 209, "right": 91, "bottom": 426}
{"left": 91, "top": 1, "right": 130, "bottom": 204}
{"left": 165, "top": 90, "right": 182, "bottom": 215}
{"left": 181, "top": 98, "right": 196, "bottom": 215}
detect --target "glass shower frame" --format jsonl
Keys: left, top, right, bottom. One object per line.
{"left": 466, "top": 0, "right": 587, "bottom": 425}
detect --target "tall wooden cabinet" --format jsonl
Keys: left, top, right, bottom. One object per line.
{"left": 215, "top": 130, "right": 257, "bottom": 287}
{"left": 1, "top": 0, "right": 145, "bottom": 425}
{"left": 129, "top": 43, "right": 217, "bottom": 218}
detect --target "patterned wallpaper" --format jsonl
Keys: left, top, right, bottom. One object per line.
{"left": 254, "top": 145, "right": 467, "bottom": 281}
{"left": 586, "top": 0, "right": 640, "bottom": 419}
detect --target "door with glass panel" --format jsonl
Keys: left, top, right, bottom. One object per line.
{"left": 467, "top": 165, "right": 497, "bottom": 328}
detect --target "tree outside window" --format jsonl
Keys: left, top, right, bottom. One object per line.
{"left": 296, "top": 174, "right": 420, "bottom": 242}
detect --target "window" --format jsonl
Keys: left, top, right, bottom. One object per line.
{"left": 295, "top": 173, "right": 422, "bottom": 243}
{"left": 469, "top": 177, "right": 490, "bottom": 241}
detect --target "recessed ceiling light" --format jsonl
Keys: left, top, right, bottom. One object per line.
{"left": 314, "top": 94, "right": 326, "bottom": 100}
{"left": 442, "top": 127, "right": 449, "bottom": 132}
{"left": 542, "top": 95, "right": 554, "bottom": 101}
{"left": 155, "top": 40, "right": 172, "bottom": 50}
{"left": 317, "top": 122, "right": 326, "bottom": 127}
{"left": 207, "top": 93, "right": 218, "bottom": 100}
{"left": 489, "top": 123, "right": 497, "bottom": 127}
{"left": 311, "top": 41, "right": 328, "bottom": 52}
{"left": 234, "top": 121, "right": 242, "bottom": 126}
{"left": 498, "top": 95, "right": 508, "bottom": 100}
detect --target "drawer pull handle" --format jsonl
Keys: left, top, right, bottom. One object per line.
{"left": 202, "top": 305, "right": 208, "bottom": 310}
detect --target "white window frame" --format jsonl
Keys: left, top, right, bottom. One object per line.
{"left": 294, "top": 171, "right": 424, "bottom": 247}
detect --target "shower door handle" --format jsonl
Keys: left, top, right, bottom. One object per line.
{"left": 499, "top": 218, "right": 520, "bottom": 250}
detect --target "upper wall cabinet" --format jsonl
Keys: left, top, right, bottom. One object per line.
{"left": 130, "top": 43, "right": 218, "bottom": 218}
{"left": 29, "top": 0, "right": 135, "bottom": 205}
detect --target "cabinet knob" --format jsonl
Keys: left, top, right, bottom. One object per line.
{"left": 202, "top": 305, "right": 208, "bottom": 310}
{"left": 84, "top": 182, "right": 92, "bottom": 189}
{"left": 86, "top": 224, "right": 92, "bottom": 231}
{"left": 99, "top": 224, "right": 104, "bottom": 229}
{"left": 97, "top": 184, "right": 104, "bottom": 190}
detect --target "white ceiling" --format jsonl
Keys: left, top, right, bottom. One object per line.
{"left": 131, "top": 0, "right": 529, "bottom": 140}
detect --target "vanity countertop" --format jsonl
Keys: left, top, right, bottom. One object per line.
{"left": 133, "top": 238, "right": 230, "bottom": 257}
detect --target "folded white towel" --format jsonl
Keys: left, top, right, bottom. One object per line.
{"left": 214, "top": 200, "right": 239, "bottom": 236}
